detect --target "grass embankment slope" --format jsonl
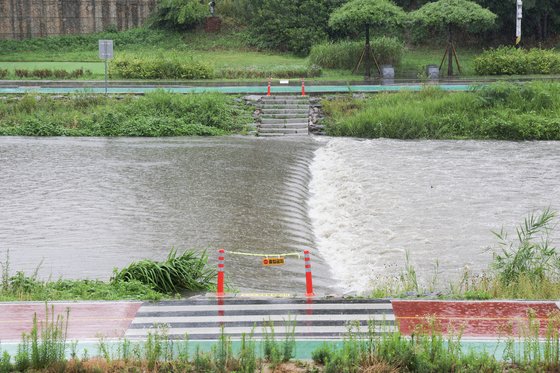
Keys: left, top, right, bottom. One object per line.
{"left": 0, "top": 28, "right": 479, "bottom": 81}
{"left": 0, "top": 91, "right": 251, "bottom": 136}
{"left": 324, "top": 81, "right": 560, "bottom": 140}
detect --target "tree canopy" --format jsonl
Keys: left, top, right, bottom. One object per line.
{"left": 410, "top": 0, "right": 497, "bottom": 33}
{"left": 328, "top": 0, "right": 408, "bottom": 35}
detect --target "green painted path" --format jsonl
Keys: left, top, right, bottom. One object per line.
{"left": 0, "top": 83, "right": 473, "bottom": 95}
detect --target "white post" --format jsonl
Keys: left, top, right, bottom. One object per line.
{"left": 516, "top": 0, "right": 522, "bottom": 46}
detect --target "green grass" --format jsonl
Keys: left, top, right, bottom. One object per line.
{"left": 0, "top": 91, "right": 251, "bottom": 136}
{"left": 324, "top": 81, "right": 560, "bottom": 140}
{"left": 0, "top": 248, "right": 217, "bottom": 301}
{"left": 0, "top": 62, "right": 105, "bottom": 77}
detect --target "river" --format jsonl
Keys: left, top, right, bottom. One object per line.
{"left": 1, "top": 136, "right": 559, "bottom": 294}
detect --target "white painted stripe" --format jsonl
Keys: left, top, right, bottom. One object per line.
{"left": 131, "top": 313, "right": 396, "bottom": 324}
{"left": 125, "top": 325, "right": 397, "bottom": 337}
{"left": 138, "top": 303, "right": 393, "bottom": 313}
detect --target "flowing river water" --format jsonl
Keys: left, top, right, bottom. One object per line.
{"left": 1, "top": 136, "right": 559, "bottom": 294}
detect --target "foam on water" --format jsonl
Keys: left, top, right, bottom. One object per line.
{"left": 309, "top": 138, "right": 560, "bottom": 293}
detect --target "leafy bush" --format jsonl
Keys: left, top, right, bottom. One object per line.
{"left": 0, "top": 69, "right": 8, "bottom": 79}
{"left": 148, "top": 0, "right": 207, "bottom": 31}
{"left": 474, "top": 46, "right": 560, "bottom": 75}
{"left": 217, "top": 65, "right": 321, "bottom": 79}
{"left": 249, "top": 0, "right": 345, "bottom": 56}
{"left": 110, "top": 54, "right": 214, "bottom": 80}
{"left": 309, "top": 37, "right": 405, "bottom": 70}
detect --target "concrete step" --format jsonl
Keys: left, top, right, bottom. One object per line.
{"left": 261, "top": 118, "right": 308, "bottom": 124}
{"left": 260, "top": 109, "right": 309, "bottom": 114}
{"left": 261, "top": 113, "right": 309, "bottom": 119}
{"left": 260, "top": 105, "right": 310, "bottom": 110}
{"left": 261, "top": 99, "right": 309, "bottom": 105}
{"left": 261, "top": 96, "right": 309, "bottom": 100}
{"left": 260, "top": 123, "right": 308, "bottom": 129}
{"left": 259, "top": 128, "right": 309, "bottom": 135}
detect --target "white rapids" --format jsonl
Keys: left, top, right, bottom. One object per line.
{"left": 309, "top": 138, "right": 560, "bottom": 293}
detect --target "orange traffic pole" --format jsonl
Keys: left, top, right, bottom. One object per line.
{"left": 267, "top": 78, "right": 271, "bottom": 96}
{"left": 301, "top": 78, "right": 306, "bottom": 96}
{"left": 304, "top": 250, "right": 314, "bottom": 297}
{"left": 217, "top": 249, "right": 225, "bottom": 297}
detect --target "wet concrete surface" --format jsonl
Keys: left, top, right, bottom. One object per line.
{"left": 392, "top": 300, "right": 560, "bottom": 338}
{"left": 0, "top": 302, "right": 141, "bottom": 341}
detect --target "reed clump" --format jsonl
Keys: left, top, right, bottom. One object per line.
{"left": 112, "top": 249, "right": 216, "bottom": 294}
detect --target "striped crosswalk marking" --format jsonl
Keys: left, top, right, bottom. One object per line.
{"left": 126, "top": 298, "right": 396, "bottom": 340}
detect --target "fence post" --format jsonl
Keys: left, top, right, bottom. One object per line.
{"left": 304, "top": 250, "right": 314, "bottom": 297}
{"left": 217, "top": 249, "right": 225, "bottom": 297}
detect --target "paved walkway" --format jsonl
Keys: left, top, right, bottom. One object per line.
{"left": 2, "top": 298, "right": 559, "bottom": 343}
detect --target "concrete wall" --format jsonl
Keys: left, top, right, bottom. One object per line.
{"left": 0, "top": 0, "right": 157, "bottom": 40}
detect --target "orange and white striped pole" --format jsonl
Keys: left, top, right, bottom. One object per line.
{"left": 217, "top": 249, "right": 225, "bottom": 297}
{"left": 301, "top": 78, "right": 306, "bottom": 96}
{"left": 304, "top": 250, "right": 314, "bottom": 297}
{"left": 267, "top": 78, "right": 271, "bottom": 96}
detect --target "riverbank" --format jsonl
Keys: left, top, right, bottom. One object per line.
{"left": 0, "top": 91, "right": 251, "bottom": 136}
{"left": 323, "top": 81, "right": 560, "bottom": 140}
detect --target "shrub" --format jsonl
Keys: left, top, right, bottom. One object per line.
{"left": 474, "top": 46, "right": 560, "bottom": 75}
{"left": 53, "top": 70, "right": 69, "bottom": 79}
{"left": 15, "top": 69, "right": 30, "bottom": 78}
{"left": 31, "top": 69, "right": 52, "bottom": 78}
{"left": 110, "top": 54, "right": 214, "bottom": 80}
{"left": 308, "top": 37, "right": 404, "bottom": 70}
{"left": 217, "top": 65, "right": 321, "bottom": 79}
{"left": 0, "top": 69, "right": 8, "bottom": 79}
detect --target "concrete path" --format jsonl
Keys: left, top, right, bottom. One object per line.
{"left": 2, "top": 298, "right": 559, "bottom": 343}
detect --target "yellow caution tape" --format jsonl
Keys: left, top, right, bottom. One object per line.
{"left": 224, "top": 250, "right": 301, "bottom": 259}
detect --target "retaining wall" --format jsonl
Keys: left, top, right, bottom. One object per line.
{"left": 0, "top": 0, "right": 157, "bottom": 40}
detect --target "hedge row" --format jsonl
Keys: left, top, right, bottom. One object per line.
{"left": 474, "top": 47, "right": 560, "bottom": 75}
{"left": 13, "top": 68, "right": 91, "bottom": 79}
{"left": 110, "top": 55, "right": 214, "bottom": 80}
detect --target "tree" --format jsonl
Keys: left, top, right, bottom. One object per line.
{"left": 328, "top": 0, "right": 407, "bottom": 78}
{"left": 249, "top": 0, "right": 345, "bottom": 56}
{"left": 149, "top": 0, "right": 208, "bottom": 31}
{"left": 411, "top": 0, "right": 497, "bottom": 76}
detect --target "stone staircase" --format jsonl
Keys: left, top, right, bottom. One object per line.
{"left": 257, "top": 96, "right": 309, "bottom": 137}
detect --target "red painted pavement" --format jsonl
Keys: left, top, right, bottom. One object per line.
{"left": 0, "top": 302, "right": 142, "bottom": 341}
{"left": 392, "top": 300, "right": 560, "bottom": 338}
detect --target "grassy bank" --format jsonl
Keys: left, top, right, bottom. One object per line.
{"left": 0, "top": 250, "right": 215, "bottom": 301}
{"left": 324, "top": 81, "right": 560, "bottom": 140}
{"left": 0, "top": 91, "right": 251, "bottom": 136}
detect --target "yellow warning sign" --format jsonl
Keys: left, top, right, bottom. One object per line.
{"left": 262, "top": 257, "right": 285, "bottom": 266}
